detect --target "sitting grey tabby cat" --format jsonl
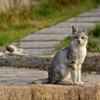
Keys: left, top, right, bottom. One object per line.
{"left": 31, "top": 26, "right": 89, "bottom": 85}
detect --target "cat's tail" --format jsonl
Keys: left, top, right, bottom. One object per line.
{"left": 30, "top": 78, "right": 49, "bottom": 84}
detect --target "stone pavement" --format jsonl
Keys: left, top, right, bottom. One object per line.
{"left": 0, "top": 67, "right": 100, "bottom": 86}
{"left": 18, "top": 7, "right": 100, "bottom": 56}
{"left": 0, "top": 67, "right": 48, "bottom": 86}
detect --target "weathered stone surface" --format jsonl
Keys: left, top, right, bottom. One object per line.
{"left": 0, "top": 67, "right": 48, "bottom": 86}
{"left": 67, "top": 17, "right": 100, "bottom": 22}
{"left": 24, "top": 48, "right": 55, "bottom": 56}
{"left": 31, "top": 85, "right": 79, "bottom": 100}
{"left": 82, "top": 52, "right": 100, "bottom": 71}
{"left": 51, "top": 22, "right": 95, "bottom": 29}
{"left": 90, "top": 8, "right": 100, "bottom": 12}
{"left": 34, "top": 28, "right": 71, "bottom": 34}
{"left": 21, "top": 34, "right": 69, "bottom": 41}
{"left": 78, "top": 12, "right": 100, "bottom": 17}
{"left": 19, "top": 41, "right": 59, "bottom": 48}
{"left": 0, "top": 66, "right": 100, "bottom": 86}
{"left": 0, "top": 84, "right": 100, "bottom": 100}
{"left": 0, "top": 56, "right": 52, "bottom": 68}
{"left": 0, "top": 86, "right": 32, "bottom": 100}
{"left": 0, "top": 52, "right": 100, "bottom": 71}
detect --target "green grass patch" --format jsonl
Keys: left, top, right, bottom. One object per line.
{"left": 89, "top": 24, "right": 100, "bottom": 37}
{"left": 86, "top": 24, "right": 100, "bottom": 52}
{"left": 82, "top": 66, "right": 96, "bottom": 73}
{"left": 56, "top": 36, "right": 71, "bottom": 50}
{"left": 0, "top": 0, "right": 100, "bottom": 46}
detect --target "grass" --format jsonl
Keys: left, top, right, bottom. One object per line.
{"left": 58, "top": 25, "right": 100, "bottom": 52}
{"left": 87, "top": 24, "right": 100, "bottom": 52}
{"left": 89, "top": 24, "right": 100, "bottom": 37}
{"left": 82, "top": 66, "right": 96, "bottom": 74}
{"left": 0, "top": 0, "right": 100, "bottom": 46}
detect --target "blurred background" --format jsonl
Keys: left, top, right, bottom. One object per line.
{"left": 0, "top": 0, "right": 100, "bottom": 49}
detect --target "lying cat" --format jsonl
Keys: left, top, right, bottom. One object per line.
{"left": 5, "top": 41, "right": 28, "bottom": 56}
{"left": 31, "top": 25, "right": 89, "bottom": 85}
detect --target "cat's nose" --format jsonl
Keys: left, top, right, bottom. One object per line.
{"left": 78, "top": 40, "right": 80, "bottom": 43}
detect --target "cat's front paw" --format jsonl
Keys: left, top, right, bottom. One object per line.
{"left": 73, "top": 82, "right": 79, "bottom": 85}
{"left": 79, "top": 81, "right": 84, "bottom": 86}
{"left": 66, "top": 80, "right": 73, "bottom": 85}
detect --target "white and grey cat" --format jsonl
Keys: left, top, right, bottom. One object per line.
{"left": 5, "top": 41, "right": 28, "bottom": 56}
{"left": 0, "top": 41, "right": 28, "bottom": 57}
{"left": 31, "top": 26, "right": 89, "bottom": 85}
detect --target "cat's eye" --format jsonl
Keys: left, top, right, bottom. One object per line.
{"left": 81, "top": 37, "right": 84, "bottom": 39}
{"left": 75, "top": 36, "right": 77, "bottom": 39}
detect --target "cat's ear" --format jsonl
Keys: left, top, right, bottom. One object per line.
{"left": 16, "top": 40, "right": 22, "bottom": 48}
{"left": 72, "top": 25, "right": 77, "bottom": 34}
{"left": 84, "top": 28, "right": 89, "bottom": 35}
{"left": 17, "top": 40, "right": 21, "bottom": 45}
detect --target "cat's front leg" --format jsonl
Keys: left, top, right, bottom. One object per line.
{"left": 69, "top": 65, "right": 79, "bottom": 85}
{"left": 77, "top": 64, "right": 84, "bottom": 85}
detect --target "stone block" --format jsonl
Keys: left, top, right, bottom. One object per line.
{"left": 21, "top": 34, "right": 69, "bottom": 41}
{"left": 20, "top": 41, "right": 59, "bottom": 48}
{"left": 67, "top": 17, "right": 100, "bottom": 23}
{"left": 34, "top": 28, "right": 71, "bottom": 34}
{"left": 52, "top": 22, "right": 95, "bottom": 29}
{"left": 24, "top": 48, "right": 55, "bottom": 56}
{"left": 0, "top": 84, "right": 100, "bottom": 100}
{"left": 78, "top": 12, "right": 100, "bottom": 17}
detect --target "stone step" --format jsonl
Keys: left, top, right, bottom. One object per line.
{"left": 78, "top": 12, "right": 100, "bottom": 17}
{"left": 67, "top": 17, "right": 100, "bottom": 22}
{"left": 21, "top": 34, "right": 69, "bottom": 41}
{"left": 0, "top": 66, "right": 100, "bottom": 86}
{"left": 34, "top": 28, "right": 71, "bottom": 34}
{"left": 24, "top": 48, "right": 55, "bottom": 56}
{"left": 0, "top": 66, "right": 100, "bottom": 100}
{"left": 21, "top": 41, "right": 59, "bottom": 48}
{"left": 0, "top": 67, "right": 47, "bottom": 86}
{"left": 34, "top": 22, "right": 95, "bottom": 35}
{"left": 51, "top": 22, "right": 95, "bottom": 28}
{"left": 90, "top": 8, "right": 100, "bottom": 12}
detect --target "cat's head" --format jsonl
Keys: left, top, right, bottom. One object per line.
{"left": 72, "top": 25, "right": 89, "bottom": 46}
{"left": 16, "top": 40, "right": 23, "bottom": 49}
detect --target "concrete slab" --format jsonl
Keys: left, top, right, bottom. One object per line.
{"left": 34, "top": 28, "right": 71, "bottom": 34}
{"left": 24, "top": 48, "right": 55, "bottom": 56}
{"left": 67, "top": 17, "right": 100, "bottom": 22}
{"left": 21, "top": 41, "right": 59, "bottom": 48}
{"left": 51, "top": 22, "right": 95, "bottom": 29}
{"left": 0, "top": 67, "right": 100, "bottom": 86}
{"left": 90, "top": 8, "right": 100, "bottom": 12}
{"left": 78, "top": 12, "right": 100, "bottom": 17}
{"left": 21, "top": 34, "right": 69, "bottom": 41}
{"left": 34, "top": 28, "right": 49, "bottom": 34}
{"left": 0, "top": 67, "right": 48, "bottom": 86}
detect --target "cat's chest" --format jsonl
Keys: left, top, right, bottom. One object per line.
{"left": 73, "top": 48, "right": 86, "bottom": 63}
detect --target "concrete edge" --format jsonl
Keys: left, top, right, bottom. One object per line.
{"left": 0, "top": 52, "right": 100, "bottom": 71}
{"left": 0, "top": 84, "right": 100, "bottom": 100}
